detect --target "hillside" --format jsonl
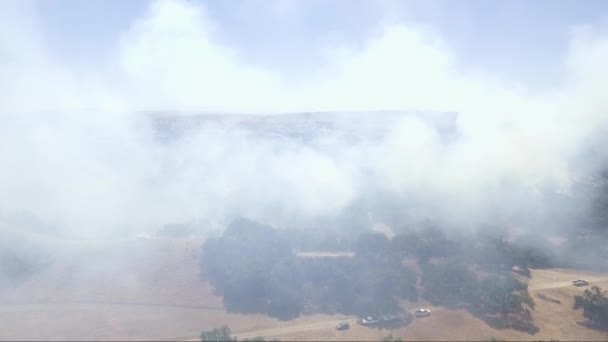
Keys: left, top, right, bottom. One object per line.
{"left": 1, "top": 237, "right": 608, "bottom": 341}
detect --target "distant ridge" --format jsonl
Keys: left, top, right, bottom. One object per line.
{"left": 143, "top": 110, "right": 460, "bottom": 144}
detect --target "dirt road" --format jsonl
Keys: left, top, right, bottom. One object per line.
{"left": 4, "top": 270, "right": 608, "bottom": 341}
{"left": 176, "top": 317, "right": 357, "bottom": 341}
{"left": 529, "top": 276, "right": 608, "bottom": 291}
{"left": 233, "top": 318, "right": 358, "bottom": 340}
{"left": 178, "top": 275, "right": 608, "bottom": 341}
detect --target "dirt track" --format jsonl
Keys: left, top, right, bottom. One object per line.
{"left": 529, "top": 276, "right": 608, "bottom": 291}
{"left": 2, "top": 272, "right": 608, "bottom": 341}
{"left": 233, "top": 318, "right": 358, "bottom": 340}
{"left": 9, "top": 276, "right": 596, "bottom": 341}
{"left": 175, "top": 274, "right": 608, "bottom": 341}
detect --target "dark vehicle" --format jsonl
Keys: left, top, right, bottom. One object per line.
{"left": 336, "top": 322, "right": 350, "bottom": 330}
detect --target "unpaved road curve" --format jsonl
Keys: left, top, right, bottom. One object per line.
{"left": 233, "top": 318, "right": 358, "bottom": 340}
{"left": 529, "top": 276, "right": 608, "bottom": 292}
{"left": 177, "top": 276, "right": 608, "bottom": 341}
{"left": 5, "top": 275, "right": 608, "bottom": 341}
{"left": 179, "top": 312, "right": 445, "bottom": 341}
{"left": 179, "top": 318, "right": 358, "bottom": 341}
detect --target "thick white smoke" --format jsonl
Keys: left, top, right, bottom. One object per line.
{"left": 1, "top": 0, "right": 607, "bottom": 237}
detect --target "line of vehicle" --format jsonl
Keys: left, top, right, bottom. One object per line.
{"left": 177, "top": 318, "right": 358, "bottom": 341}
{"left": 178, "top": 275, "right": 608, "bottom": 342}
{"left": 233, "top": 318, "right": 357, "bottom": 340}
{"left": 180, "top": 309, "right": 436, "bottom": 341}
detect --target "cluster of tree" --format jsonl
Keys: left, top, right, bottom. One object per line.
{"left": 200, "top": 326, "right": 235, "bottom": 342}
{"left": 574, "top": 286, "right": 608, "bottom": 328}
{"left": 201, "top": 219, "right": 417, "bottom": 320}
{"left": 337, "top": 227, "right": 540, "bottom": 332}
{"left": 201, "top": 218, "right": 549, "bottom": 326}
{"left": 200, "top": 325, "right": 278, "bottom": 342}
{"left": 380, "top": 334, "right": 403, "bottom": 342}
{"left": 421, "top": 262, "right": 478, "bottom": 307}
{"left": 0, "top": 231, "right": 47, "bottom": 287}
{"left": 474, "top": 236, "right": 553, "bottom": 276}
{"left": 388, "top": 226, "right": 553, "bottom": 275}
{"left": 592, "top": 170, "right": 608, "bottom": 233}
{"left": 422, "top": 262, "right": 535, "bottom": 319}
{"left": 556, "top": 168, "right": 608, "bottom": 271}
{"left": 0, "top": 251, "right": 39, "bottom": 286}
{"left": 402, "top": 228, "right": 540, "bottom": 332}
{"left": 470, "top": 274, "right": 535, "bottom": 318}
{"left": 578, "top": 170, "right": 608, "bottom": 268}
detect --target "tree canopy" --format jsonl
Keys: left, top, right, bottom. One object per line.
{"left": 200, "top": 326, "right": 236, "bottom": 342}
{"left": 201, "top": 219, "right": 417, "bottom": 319}
{"left": 574, "top": 286, "right": 608, "bottom": 327}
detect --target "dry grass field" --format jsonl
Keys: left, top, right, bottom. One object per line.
{"left": 1, "top": 237, "right": 608, "bottom": 341}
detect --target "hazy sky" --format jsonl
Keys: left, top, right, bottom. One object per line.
{"left": 15, "top": 0, "right": 608, "bottom": 93}
{"left": 1, "top": 0, "right": 607, "bottom": 114}
{"left": 2, "top": 0, "right": 608, "bottom": 236}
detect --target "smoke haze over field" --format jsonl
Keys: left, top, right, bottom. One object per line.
{"left": 1, "top": 0, "right": 608, "bottom": 237}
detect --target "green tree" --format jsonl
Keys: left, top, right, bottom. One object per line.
{"left": 573, "top": 286, "right": 608, "bottom": 327}
{"left": 421, "top": 262, "right": 477, "bottom": 306}
{"left": 0, "top": 235, "right": 47, "bottom": 287}
{"left": 201, "top": 220, "right": 418, "bottom": 319}
{"left": 381, "top": 334, "right": 403, "bottom": 342}
{"left": 200, "top": 326, "right": 236, "bottom": 342}
{"left": 473, "top": 275, "right": 535, "bottom": 318}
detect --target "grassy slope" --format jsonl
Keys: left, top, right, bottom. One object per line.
{"left": 0, "top": 238, "right": 607, "bottom": 341}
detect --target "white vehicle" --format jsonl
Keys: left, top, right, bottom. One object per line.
{"left": 573, "top": 279, "right": 589, "bottom": 287}
{"left": 359, "top": 316, "right": 379, "bottom": 325}
{"left": 415, "top": 309, "right": 431, "bottom": 318}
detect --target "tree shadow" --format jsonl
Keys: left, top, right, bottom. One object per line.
{"left": 535, "top": 292, "right": 561, "bottom": 305}
{"left": 472, "top": 311, "right": 539, "bottom": 335}
{"left": 577, "top": 320, "right": 608, "bottom": 332}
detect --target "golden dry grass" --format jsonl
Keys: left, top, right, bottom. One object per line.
{"left": 1, "top": 238, "right": 608, "bottom": 341}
